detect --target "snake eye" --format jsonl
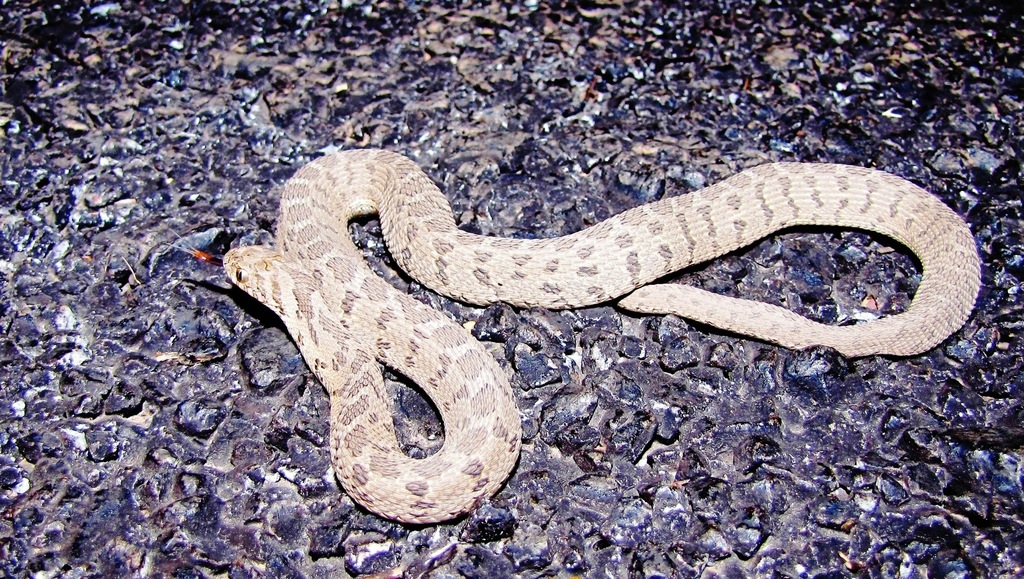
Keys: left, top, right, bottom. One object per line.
{"left": 234, "top": 269, "right": 245, "bottom": 283}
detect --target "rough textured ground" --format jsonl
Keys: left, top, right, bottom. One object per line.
{"left": 1, "top": 1, "right": 1022, "bottom": 577}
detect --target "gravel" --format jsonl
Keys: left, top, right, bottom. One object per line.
{"left": 1, "top": 1, "right": 1022, "bottom": 577}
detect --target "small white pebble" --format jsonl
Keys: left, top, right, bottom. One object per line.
{"left": 61, "top": 428, "right": 88, "bottom": 451}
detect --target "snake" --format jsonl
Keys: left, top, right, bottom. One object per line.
{"left": 222, "top": 148, "right": 980, "bottom": 523}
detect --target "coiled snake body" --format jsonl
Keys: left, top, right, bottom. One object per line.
{"left": 223, "top": 149, "right": 980, "bottom": 523}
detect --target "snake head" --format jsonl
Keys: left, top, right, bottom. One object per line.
{"left": 223, "top": 245, "right": 287, "bottom": 311}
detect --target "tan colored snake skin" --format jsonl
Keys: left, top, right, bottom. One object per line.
{"left": 223, "top": 149, "right": 980, "bottom": 523}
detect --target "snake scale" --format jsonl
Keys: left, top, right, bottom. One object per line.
{"left": 223, "top": 148, "right": 980, "bottom": 523}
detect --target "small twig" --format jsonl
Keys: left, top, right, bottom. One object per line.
{"left": 121, "top": 256, "right": 141, "bottom": 287}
